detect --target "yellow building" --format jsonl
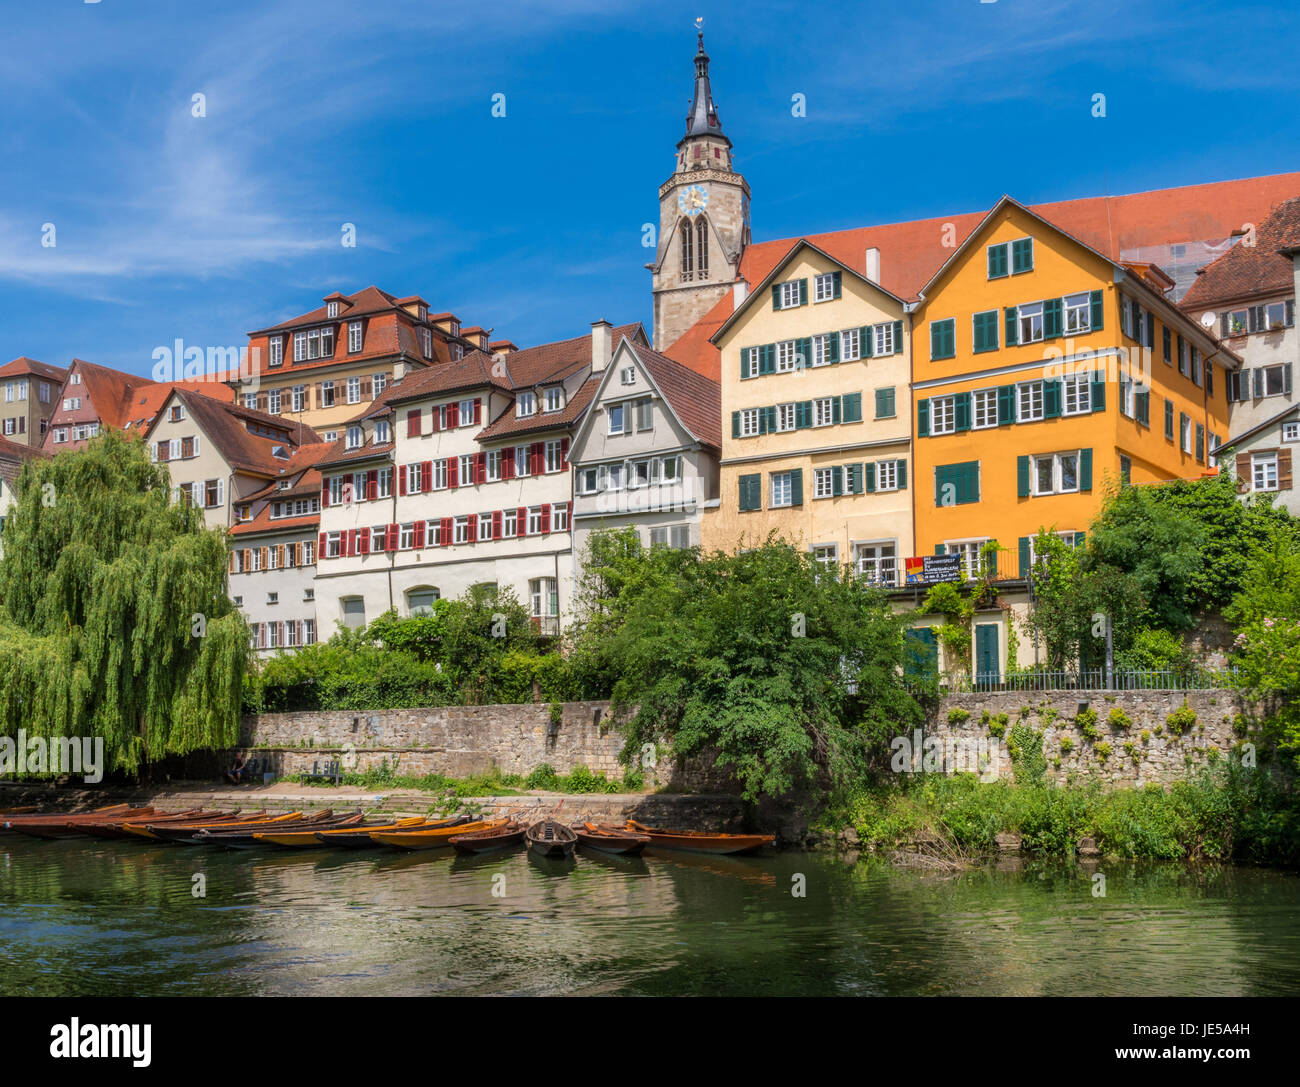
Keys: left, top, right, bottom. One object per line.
{"left": 908, "top": 198, "right": 1240, "bottom": 677}
{"left": 703, "top": 241, "right": 912, "bottom": 581}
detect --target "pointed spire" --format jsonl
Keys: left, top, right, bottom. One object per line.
{"left": 684, "top": 31, "right": 725, "bottom": 139}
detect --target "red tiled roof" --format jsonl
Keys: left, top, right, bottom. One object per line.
{"left": 0, "top": 357, "right": 68, "bottom": 383}
{"left": 0, "top": 435, "right": 51, "bottom": 488}
{"left": 230, "top": 510, "right": 320, "bottom": 537}
{"left": 627, "top": 340, "right": 722, "bottom": 449}
{"left": 121, "top": 379, "right": 233, "bottom": 429}
{"left": 666, "top": 171, "right": 1300, "bottom": 377}
{"left": 316, "top": 438, "right": 395, "bottom": 470}
{"left": 384, "top": 350, "right": 513, "bottom": 405}
{"left": 1182, "top": 197, "right": 1300, "bottom": 308}
{"left": 170, "top": 390, "right": 321, "bottom": 476}
{"left": 252, "top": 286, "right": 402, "bottom": 333}
{"left": 476, "top": 375, "right": 601, "bottom": 441}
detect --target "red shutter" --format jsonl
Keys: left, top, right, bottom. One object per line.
{"left": 474, "top": 452, "right": 486, "bottom": 484}
{"left": 530, "top": 442, "right": 544, "bottom": 475}
{"left": 346, "top": 530, "right": 357, "bottom": 557}
{"left": 502, "top": 451, "right": 515, "bottom": 480}
{"left": 467, "top": 516, "right": 477, "bottom": 543}
{"left": 386, "top": 523, "right": 399, "bottom": 550}
{"left": 441, "top": 516, "right": 452, "bottom": 545}
{"left": 420, "top": 461, "right": 430, "bottom": 491}
{"left": 540, "top": 505, "right": 551, "bottom": 535}
{"left": 474, "top": 398, "right": 482, "bottom": 424}
{"left": 321, "top": 478, "right": 330, "bottom": 506}
{"left": 517, "top": 506, "right": 527, "bottom": 537}
{"left": 414, "top": 520, "right": 426, "bottom": 548}
{"left": 318, "top": 533, "right": 327, "bottom": 558}
{"left": 357, "top": 530, "right": 369, "bottom": 555}
{"left": 559, "top": 438, "right": 569, "bottom": 470}
{"left": 492, "top": 510, "right": 503, "bottom": 539}
{"left": 429, "top": 405, "right": 441, "bottom": 433}
{"left": 407, "top": 409, "right": 421, "bottom": 437}
{"left": 367, "top": 470, "right": 378, "bottom": 501}
{"left": 447, "top": 402, "right": 459, "bottom": 429}
{"left": 399, "top": 466, "right": 407, "bottom": 496}
{"left": 448, "top": 457, "right": 458, "bottom": 489}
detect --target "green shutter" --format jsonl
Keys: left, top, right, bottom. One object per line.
{"left": 831, "top": 465, "right": 844, "bottom": 496}
{"left": 935, "top": 543, "right": 946, "bottom": 555}
{"left": 930, "top": 319, "right": 954, "bottom": 360}
{"left": 1195, "top": 424, "right": 1205, "bottom": 462}
{"left": 1091, "top": 370, "right": 1106, "bottom": 412}
{"left": 832, "top": 271, "right": 842, "bottom": 299}
{"left": 988, "top": 243, "right": 1008, "bottom": 279}
{"left": 731, "top": 411, "right": 740, "bottom": 438}
{"left": 865, "top": 462, "right": 876, "bottom": 493}
{"left": 955, "top": 391, "right": 971, "bottom": 431}
{"left": 790, "top": 468, "right": 803, "bottom": 506}
{"left": 1164, "top": 399, "right": 1174, "bottom": 439}
{"left": 1074, "top": 531, "right": 1086, "bottom": 548}
{"left": 738, "top": 473, "right": 760, "bottom": 511}
{"left": 831, "top": 396, "right": 842, "bottom": 424}
{"left": 759, "top": 343, "right": 775, "bottom": 374}
{"left": 771, "top": 284, "right": 782, "bottom": 310}
{"left": 1136, "top": 390, "right": 1150, "bottom": 426}
{"left": 841, "top": 392, "right": 863, "bottom": 423}
{"left": 896, "top": 459, "right": 907, "bottom": 490}
{"left": 796, "top": 338, "right": 812, "bottom": 369}
{"left": 825, "top": 334, "right": 840, "bottom": 364}
{"left": 846, "top": 463, "right": 863, "bottom": 494}
{"left": 1017, "top": 455, "right": 1030, "bottom": 498}
{"left": 762, "top": 405, "right": 776, "bottom": 433}
{"left": 740, "top": 347, "right": 750, "bottom": 379}
{"left": 1044, "top": 380, "right": 1062, "bottom": 419}
{"left": 917, "top": 398, "right": 930, "bottom": 437}
{"left": 997, "top": 384, "right": 1016, "bottom": 424}
{"left": 1012, "top": 237, "right": 1033, "bottom": 273}
{"left": 795, "top": 400, "right": 811, "bottom": 429}
{"left": 1043, "top": 297, "right": 1062, "bottom": 339}
{"left": 875, "top": 387, "right": 896, "bottom": 419}
{"left": 861, "top": 326, "right": 874, "bottom": 358}
{"left": 1090, "top": 289, "right": 1104, "bottom": 331}
{"left": 1005, "top": 307, "right": 1019, "bottom": 347}
{"left": 1018, "top": 537, "right": 1031, "bottom": 577}
{"left": 1079, "top": 448, "right": 1093, "bottom": 491}
{"left": 892, "top": 320, "right": 903, "bottom": 353}
{"left": 1162, "top": 327, "right": 1172, "bottom": 364}
{"left": 798, "top": 279, "right": 808, "bottom": 306}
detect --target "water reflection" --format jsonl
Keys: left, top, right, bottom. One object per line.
{"left": 0, "top": 837, "right": 1297, "bottom": 996}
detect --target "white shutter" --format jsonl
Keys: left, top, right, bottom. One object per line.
{"left": 216, "top": 479, "right": 225, "bottom": 506}
{"left": 170, "top": 438, "right": 181, "bottom": 459}
{"left": 192, "top": 435, "right": 200, "bottom": 456}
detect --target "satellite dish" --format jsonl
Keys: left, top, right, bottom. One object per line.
{"left": 1200, "top": 312, "right": 1216, "bottom": 328}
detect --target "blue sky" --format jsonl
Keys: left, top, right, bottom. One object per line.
{"left": 2, "top": 0, "right": 1298, "bottom": 375}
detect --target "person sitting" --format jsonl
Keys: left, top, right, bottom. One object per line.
{"left": 224, "top": 752, "right": 249, "bottom": 786}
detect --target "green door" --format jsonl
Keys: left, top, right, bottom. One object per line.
{"left": 904, "top": 627, "right": 939, "bottom": 680}
{"left": 975, "top": 623, "right": 1000, "bottom": 688}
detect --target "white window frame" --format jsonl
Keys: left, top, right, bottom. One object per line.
{"left": 840, "top": 328, "right": 861, "bottom": 362}
{"left": 854, "top": 541, "right": 897, "bottom": 587}
{"left": 873, "top": 323, "right": 895, "bottom": 356}
{"left": 972, "top": 388, "right": 998, "bottom": 430}
{"left": 813, "top": 273, "right": 837, "bottom": 303}
{"left": 931, "top": 395, "right": 957, "bottom": 435}
{"left": 1017, "top": 301, "right": 1044, "bottom": 344}
{"left": 1064, "top": 292, "right": 1091, "bottom": 334}
{"left": 770, "top": 472, "right": 793, "bottom": 508}
{"left": 812, "top": 397, "right": 835, "bottom": 427}
{"left": 1017, "top": 381, "right": 1045, "bottom": 422}
{"left": 813, "top": 467, "right": 834, "bottom": 499}
{"left": 739, "top": 408, "right": 759, "bottom": 437}
{"left": 1063, "top": 373, "right": 1092, "bottom": 416}
{"left": 1252, "top": 452, "right": 1279, "bottom": 492}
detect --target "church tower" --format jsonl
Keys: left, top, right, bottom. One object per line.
{"left": 650, "top": 32, "right": 750, "bottom": 352}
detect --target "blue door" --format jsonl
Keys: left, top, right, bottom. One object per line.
{"left": 974, "top": 623, "right": 1000, "bottom": 688}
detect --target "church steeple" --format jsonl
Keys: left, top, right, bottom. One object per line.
{"left": 684, "top": 33, "right": 725, "bottom": 141}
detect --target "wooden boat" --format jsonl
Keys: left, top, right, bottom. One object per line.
{"left": 573, "top": 822, "right": 650, "bottom": 856}
{"left": 370, "top": 818, "right": 504, "bottom": 851}
{"left": 80, "top": 808, "right": 228, "bottom": 839}
{"left": 7, "top": 806, "right": 158, "bottom": 839}
{"left": 313, "top": 815, "right": 469, "bottom": 849}
{"left": 125, "top": 810, "right": 287, "bottom": 842}
{"left": 3, "top": 802, "right": 139, "bottom": 831}
{"left": 607, "top": 820, "right": 775, "bottom": 855}
{"left": 526, "top": 820, "right": 577, "bottom": 858}
{"left": 0, "top": 806, "right": 39, "bottom": 815}
{"left": 450, "top": 821, "right": 527, "bottom": 854}
{"left": 203, "top": 810, "right": 361, "bottom": 848}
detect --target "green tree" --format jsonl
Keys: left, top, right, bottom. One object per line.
{"left": 0, "top": 431, "right": 247, "bottom": 773}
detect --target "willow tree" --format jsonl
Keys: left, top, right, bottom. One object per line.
{"left": 0, "top": 430, "right": 247, "bottom": 773}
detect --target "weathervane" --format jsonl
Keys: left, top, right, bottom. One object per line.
{"left": 695, "top": 16, "right": 703, "bottom": 31}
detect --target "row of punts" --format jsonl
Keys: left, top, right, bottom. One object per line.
{"left": 0, "top": 803, "right": 775, "bottom": 858}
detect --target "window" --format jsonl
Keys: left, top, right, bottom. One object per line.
{"left": 813, "top": 467, "right": 835, "bottom": 499}
{"left": 1165, "top": 399, "right": 1175, "bottom": 440}
{"left": 1012, "top": 381, "right": 1043, "bottom": 422}
{"left": 813, "top": 397, "right": 835, "bottom": 427}
{"left": 873, "top": 323, "right": 895, "bottom": 356}
{"left": 517, "top": 391, "right": 537, "bottom": 417}
{"left": 526, "top": 507, "right": 543, "bottom": 535}
{"left": 1180, "top": 413, "right": 1192, "bottom": 454}
{"left": 619, "top": 367, "right": 636, "bottom": 386}
{"left": 1063, "top": 292, "right": 1091, "bottom": 333}
{"left": 739, "top": 408, "right": 760, "bottom": 437}
{"left": 341, "top": 597, "right": 366, "bottom": 630}
{"left": 293, "top": 332, "right": 306, "bottom": 362}
{"left": 405, "top": 463, "right": 422, "bottom": 494}
{"left": 1032, "top": 451, "right": 1081, "bottom": 495}
{"left": 285, "top": 622, "right": 298, "bottom": 648}
{"left": 855, "top": 542, "right": 897, "bottom": 586}
{"left": 320, "top": 380, "right": 335, "bottom": 408}
{"left": 345, "top": 425, "right": 362, "bottom": 450}
{"left": 1011, "top": 237, "right": 1033, "bottom": 273}
{"left": 291, "top": 385, "right": 306, "bottom": 412}
{"left": 948, "top": 540, "right": 991, "bottom": 580}
{"left": 459, "top": 398, "right": 476, "bottom": 426}
{"left": 203, "top": 479, "right": 223, "bottom": 508}
{"left": 543, "top": 386, "right": 563, "bottom": 413}
{"left": 1253, "top": 452, "right": 1279, "bottom": 492}
{"left": 529, "top": 578, "right": 559, "bottom": 621}
{"left": 377, "top": 468, "right": 392, "bottom": 498}
{"left": 326, "top": 531, "right": 341, "bottom": 558}
{"left": 1264, "top": 300, "right": 1293, "bottom": 331}
{"left": 1255, "top": 363, "right": 1293, "bottom": 398}
{"left": 39, "top": 382, "right": 49, "bottom": 404}
{"left": 1063, "top": 373, "right": 1091, "bottom": 415}
{"left": 660, "top": 455, "right": 681, "bottom": 482}
{"left": 635, "top": 397, "right": 653, "bottom": 431}
{"left": 876, "top": 459, "right": 899, "bottom": 491}
{"left": 607, "top": 402, "right": 626, "bottom": 435}
{"left": 63, "top": 397, "right": 81, "bottom": 411}
{"left": 875, "top": 387, "right": 896, "bottom": 420}
{"left": 812, "top": 544, "right": 838, "bottom": 567}
{"left": 813, "top": 272, "right": 840, "bottom": 302}
{"left": 408, "top": 589, "right": 440, "bottom": 617}
{"left": 776, "top": 403, "right": 797, "bottom": 432}
{"left": 478, "top": 512, "right": 493, "bottom": 539}
{"left": 552, "top": 503, "right": 570, "bottom": 532}
{"left": 375, "top": 420, "right": 390, "bottom": 444}
{"left": 346, "top": 376, "right": 361, "bottom": 404}
{"left": 812, "top": 334, "right": 835, "bottom": 367}
{"left": 486, "top": 449, "right": 502, "bottom": 481}
{"left": 242, "top": 393, "right": 257, "bottom": 410}
{"left": 420, "top": 328, "right": 432, "bottom": 357}
{"left": 397, "top": 523, "right": 414, "bottom": 550}
{"left": 931, "top": 395, "right": 957, "bottom": 435}
{"left": 459, "top": 453, "right": 474, "bottom": 484}
{"left": 771, "top": 471, "right": 794, "bottom": 508}
{"left": 545, "top": 440, "right": 564, "bottom": 473}
{"left": 650, "top": 525, "right": 691, "bottom": 549}
{"left": 1283, "top": 422, "right": 1299, "bottom": 443}
{"left": 987, "top": 242, "right": 1009, "bottom": 279}
{"left": 502, "top": 509, "right": 518, "bottom": 536}
{"left": 934, "top": 461, "right": 980, "bottom": 506}
{"left": 972, "top": 389, "right": 998, "bottom": 429}
{"left": 840, "top": 328, "right": 861, "bottom": 361}
{"left": 972, "top": 310, "right": 999, "bottom": 353}
{"left": 1017, "top": 301, "right": 1044, "bottom": 344}
{"left": 775, "top": 280, "right": 804, "bottom": 309}
{"left": 776, "top": 340, "right": 799, "bottom": 373}
{"left": 304, "top": 619, "right": 316, "bottom": 645}
{"left": 265, "top": 388, "right": 281, "bottom": 415}
{"left": 515, "top": 446, "right": 531, "bottom": 477}
{"left": 930, "top": 319, "right": 955, "bottom": 360}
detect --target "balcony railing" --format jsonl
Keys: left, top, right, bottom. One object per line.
{"left": 908, "top": 666, "right": 1239, "bottom": 695}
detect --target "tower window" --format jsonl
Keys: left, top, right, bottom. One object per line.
{"left": 679, "top": 220, "right": 695, "bottom": 281}
{"left": 696, "top": 218, "right": 709, "bottom": 280}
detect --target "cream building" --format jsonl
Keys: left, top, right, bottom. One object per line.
{"left": 703, "top": 241, "right": 914, "bottom": 583}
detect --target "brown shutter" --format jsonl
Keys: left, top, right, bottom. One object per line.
{"left": 1280, "top": 448, "right": 1293, "bottom": 490}
{"left": 1236, "top": 452, "right": 1250, "bottom": 483}
{"left": 314, "top": 383, "right": 323, "bottom": 408}
{"left": 361, "top": 377, "right": 372, "bottom": 400}
{"left": 256, "top": 393, "right": 268, "bottom": 413}
{"left": 276, "top": 544, "right": 285, "bottom": 566}
{"left": 243, "top": 549, "right": 251, "bottom": 570}
{"left": 294, "top": 542, "right": 302, "bottom": 566}
{"left": 228, "top": 552, "right": 236, "bottom": 575}
{"left": 260, "top": 546, "right": 269, "bottom": 569}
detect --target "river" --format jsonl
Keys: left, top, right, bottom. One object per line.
{"left": 1, "top": 837, "right": 1297, "bottom": 996}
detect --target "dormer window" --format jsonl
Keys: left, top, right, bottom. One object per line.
{"left": 418, "top": 304, "right": 428, "bottom": 321}
{"left": 237, "top": 505, "right": 252, "bottom": 522}
{"left": 346, "top": 426, "right": 362, "bottom": 450}
{"left": 348, "top": 321, "right": 363, "bottom": 353}
{"left": 517, "top": 391, "right": 537, "bottom": 418}
{"left": 543, "top": 386, "right": 564, "bottom": 413}
{"left": 327, "top": 301, "right": 339, "bottom": 318}
{"left": 269, "top": 336, "right": 284, "bottom": 367}
{"left": 70, "top": 373, "right": 82, "bottom": 385}
{"left": 421, "top": 328, "right": 432, "bottom": 356}
{"left": 277, "top": 479, "right": 292, "bottom": 490}
{"left": 375, "top": 420, "right": 390, "bottom": 444}
{"left": 271, "top": 445, "right": 289, "bottom": 460}
{"left": 450, "top": 321, "right": 460, "bottom": 337}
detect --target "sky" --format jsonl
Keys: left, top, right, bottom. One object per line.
{"left": 1, "top": 0, "right": 1298, "bottom": 376}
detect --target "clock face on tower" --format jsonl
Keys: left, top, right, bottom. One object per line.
{"left": 678, "top": 184, "right": 708, "bottom": 217}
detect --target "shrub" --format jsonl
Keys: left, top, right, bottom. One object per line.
{"left": 1076, "top": 707, "right": 1100, "bottom": 742}
{"left": 1059, "top": 736, "right": 1075, "bottom": 754}
{"left": 947, "top": 707, "right": 971, "bottom": 725}
{"left": 1166, "top": 702, "right": 1197, "bottom": 736}
{"left": 1095, "top": 741, "right": 1112, "bottom": 763}
{"left": 1108, "top": 707, "right": 1132, "bottom": 730}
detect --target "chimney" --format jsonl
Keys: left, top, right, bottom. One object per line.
{"left": 865, "top": 247, "right": 881, "bottom": 284}
{"left": 733, "top": 279, "right": 749, "bottom": 307}
{"left": 591, "top": 320, "right": 612, "bottom": 372}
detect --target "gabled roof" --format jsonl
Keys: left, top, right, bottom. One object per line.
{"left": 384, "top": 350, "right": 513, "bottom": 406}
{"left": 1182, "top": 197, "right": 1300, "bottom": 308}
{"left": 230, "top": 510, "right": 320, "bottom": 538}
{"left": 627, "top": 340, "right": 721, "bottom": 449}
{"left": 503, "top": 322, "right": 647, "bottom": 389}
{"left": 68, "top": 359, "right": 151, "bottom": 430}
{"left": 1219, "top": 401, "right": 1299, "bottom": 450}
{"left": 121, "top": 379, "right": 233, "bottom": 430}
{"left": 0, "top": 435, "right": 50, "bottom": 489}
{"left": 0, "top": 357, "right": 68, "bottom": 384}
{"left": 666, "top": 171, "right": 1300, "bottom": 377}
{"left": 251, "top": 286, "right": 403, "bottom": 334}
{"left": 316, "top": 438, "right": 395, "bottom": 470}
{"left": 476, "top": 374, "right": 602, "bottom": 442}
{"left": 157, "top": 389, "right": 321, "bottom": 476}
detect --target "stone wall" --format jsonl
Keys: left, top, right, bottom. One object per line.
{"left": 925, "top": 688, "right": 1271, "bottom": 787}
{"left": 239, "top": 700, "right": 736, "bottom": 793}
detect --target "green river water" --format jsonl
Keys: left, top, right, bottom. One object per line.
{"left": 1, "top": 836, "right": 1298, "bottom": 996}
